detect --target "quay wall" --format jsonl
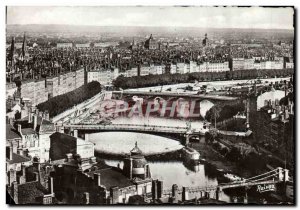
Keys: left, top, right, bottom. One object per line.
{"left": 52, "top": 91, "right": 110, "bottom": 123}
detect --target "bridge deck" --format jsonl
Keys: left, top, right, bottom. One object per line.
{"left": 63, "top": 123, "right": 250, "bottom": 136}
{"left": 219, "top": 180, "right": 279, "bottom": 190}
{"left": 64, "top": 123, "right": 188, "bottom": 133}
{"left": 159, "top": 180, "right": 279, "bottom": 196}
{"left": 114, "top": 91, "right": 238, "bottom": 101}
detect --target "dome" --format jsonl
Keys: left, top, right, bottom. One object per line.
{"left": 130, "top": 142, "right": 143, "bottom": 156}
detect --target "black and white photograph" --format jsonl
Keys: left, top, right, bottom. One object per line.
{"left": 5, "top": 5, "right": 295, "bottom": 205}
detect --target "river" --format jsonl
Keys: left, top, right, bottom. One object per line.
{"left": 89, "top": 132, "right": 278, "bottom": 204}
{"left": 86, "top": 78, "right": 290, "bottom": 203}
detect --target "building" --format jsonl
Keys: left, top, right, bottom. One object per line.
{"left": 189, "top": 61, "right": 198, "bottom": 73}
{"left": 15, "top": 108, "right": 55, "bottom": 163}
{"left": 50, "top": 142, "right": 152, "bottom": 204}
{"left": 200, "top": 61, "right": 230, "bottom": 72}
{"left": 144, "top": 34, "right": 158, "bottom": 50}
{"left": 202, "top": 33, "right": 209, "bottom": 47}
{"left": 87, "top": 68, "right": 117, "bottom": 85}
{"left": 6, "top": 128, "right": 32, "bottom": 186}
{"left": 6, "top": 125, "right": 55, "bottom": 205}
{"left": 123, "top": 142, "right": 151, "bottom": 180}
{"left": 140, "top": 65, "right": 150, "bottom": 76}
{"left": 75, "top": 43, "right": 90, "bottom": 48}
{"left": 49, "top": 132, "right": 95, "bottom": 161}
{"left": 231, "top": 58, "right": 245, "bottom": 71}
{"left": 176, "top": 63, "right": 188, "bottom": 74}
{"left": 170, "top": 64, "right": 177, "bottom": 74}
{"left": 251, "top": 95, "right": 294, "bottom": 169}
{"left": 9, "top": 68, "right": 87, "bottom": 106}
{"left": 57, "top": 43, "right": 73, "bottom": 48}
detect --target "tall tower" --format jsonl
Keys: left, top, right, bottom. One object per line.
{"left": 202, "top": 33, "right": 209, "bottom": 47}
{"left": 123, "top": 142, "right": 151, "bottom": 180}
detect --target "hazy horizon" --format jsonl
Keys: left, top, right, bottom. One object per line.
{"left": 6, "top": 23, "right": 294, "bottom": 31}
{"left": 7, "top": 6, "right": 294, "bottom": 30}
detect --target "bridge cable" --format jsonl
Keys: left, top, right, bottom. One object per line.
{"left": 245, "top": 172, "right": 279, "bottom": 184}
{"left": 243, "top": 168, "right": 278, "bottom": 181}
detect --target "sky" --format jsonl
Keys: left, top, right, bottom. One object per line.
{"left": 6, "top": 6, "right": 294, "bottom": 30}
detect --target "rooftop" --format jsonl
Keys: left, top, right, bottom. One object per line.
{"left": 17, "top": 181, "right": 48, "bottom": 204}
{"left": 7, "top": 153, "right": 31, "bottom": 164}
{"left": 88, "top": 167, "right": 134, "bottom": 189}
{"left": 6, "top": 124, "right": 21, "bottom": 140}
{"left": 21, "top": 128, "right": 36, "bottom": 135}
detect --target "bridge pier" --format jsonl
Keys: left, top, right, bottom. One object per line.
{"left": 171, "top": 184, "right": 180, "bottom": 203}
{"left": 84, "top": 133, "right": 89, "bottom": 141}
{"left": 243, "top": 188, "right": 248, "bottom": 204}
{"left": 182, "top": 187, "right": 189, "bottom": 202}
{"left": 58, "top": 126, "right": 65, "bottom": 134}
{"left": 73, "top": 129, "right": 78, "bottom": 138}
{"left": 205, "top": 191, "right": 210, "bottom": 199}
{"left": 216, "top": 187, "right": 223, "bottom": 201}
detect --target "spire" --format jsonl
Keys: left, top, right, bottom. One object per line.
{"left": 10, "top": 36, "right": 15, "bottom": 63}
{"left": 130, "top": 142, "right": 143, "bottom": 156}
{"left": 22, "top": 32, "right": 26, "bottom": 57}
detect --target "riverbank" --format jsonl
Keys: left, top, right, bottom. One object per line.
{"left": 113, "top": 69, "right": 293, "bottom": 89}
{"left": 95, "top": 149, "right": 182, "bottom": 161}
{"left": 190, "top": 140, "right": 259, "bottom": 178}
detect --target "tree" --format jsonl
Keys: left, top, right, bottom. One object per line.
{"left": 37, "top": 81, "right": 101, "bottom": 117}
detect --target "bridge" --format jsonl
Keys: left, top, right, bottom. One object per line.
{"left": 112, "top": 90, "right": 239, "bottom": 102}
{"left": 61, "top": 123, "right": 250, "bottom": 142}
{"left": 160, "top": 167, "right": 290, "bottom": 202}
{"left": 62, "top": 123, "right": 190, "bottom": 134}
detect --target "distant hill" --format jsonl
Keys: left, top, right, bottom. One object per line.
{"left": 6, "top": 24, "right": 294, "bottom": 37}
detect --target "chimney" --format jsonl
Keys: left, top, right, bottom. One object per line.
{"left": 90, "top": 157, "right": 96, "bottom": 163}
{"left": 85, "top": 133, "right": 89, "bottom": 141}
{"left": 152, "top": 180, "right": 158, "bottom": 201}
{"left": 17, "top": 124, "right": 22, "bottom": 134}
{"left": 33, "top": 157, "right": 41, "bottom": 172}
{"left": 9, "top": 118, "right": 13, "bottom": 125}
{"left": 28, "top": 110, "right": 32, "bottom": 123}
{"left": 45, "top": 111, "right": 50, "bottom": 120}
{"left": 83, "top": 192, "right": 90, "bottom": 204}
{"left": 48, "top": 176, "right": 54, "bottom": 194}
{"left": 285, "top": 109, "right": 289, "bottom": 119}
{"left": 35, "top": 108, "right": 39, "bottom": 115}
{"left": 157, "top": 180, "right": 163, "bottom": 199}
{"left": 33, "top": 172, "right": 39, "bottom": 182}
{"left": 73, "top": 130, "right": 78, "bottom": 138}
{"left": 66, "top": 153, "right": 73, "bottom": 162}
{"left": 94, "top": 172, "right": 101, "bottom": 186}
{"left": 33, "top": 114, "right": 38, "bottom": 130}
{"left": 290, "top": 104, "right": 294, "bottom": 115}
{"left": 6, "top": 146, "right": 13, "bottom": 160}
{"left": 271, "top": 100, "right": 276, "bottom": 109}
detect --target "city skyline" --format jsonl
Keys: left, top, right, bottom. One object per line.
{"left": 7, "top": 6, "right": 294, "bottom": 30}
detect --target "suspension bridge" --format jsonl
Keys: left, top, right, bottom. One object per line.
{"left": 160, "top": 167, "right": 290, "bottom": 201}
